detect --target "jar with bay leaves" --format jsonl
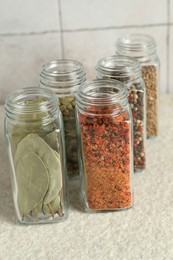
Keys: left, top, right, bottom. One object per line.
{"left": 96, "top": 55, "right": 146, "bottom": 172}
{"left": 4, "top": 87, "right": 68, "bottom": 224}
{"left": 40, "top": 60, "right": 86, "bottom": 177}
{"left": 116, "top": 34, "right": 160, "bottom": 138}
{"left": 76, "top": 79, "right": 133, "bottom": 212}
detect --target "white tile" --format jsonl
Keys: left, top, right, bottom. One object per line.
{"left": 168, "top": 27, "right": 173, "bottom": 93}
{"left": 0, "top": 0, "right": 60, "bottom": 34}
{"left": 63, "top": 27, "right": 167, "bottom": 93}
{"left": 0, "top": 33, "right": 61, "bottom": 104}
{"left": 61, "top": 0, "right": 167, "bottom": 30}
{"left": 64, "top": 30, "right": 116, "bottom": 80}
{"left": 170, "top": 0, "right": 173, "bottom": 23}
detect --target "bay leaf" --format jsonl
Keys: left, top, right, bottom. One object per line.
{"left": 43, "top": 193, "right": 61, "bottom": 215}
{"left": 11, "top": 122, "right": 54, "bottom": 149}
{"left": 31, "top": 150, "right": 61, "bottom": 216}
{"left": 15, "top": 133, "right": 62, "bottom": 205}
{"left": 24, "top": 97, "right": 47, "bottom": 105}
{"left": 32, "top": 191, "right": 61, "bottom": 217}
{"left": 43, "top": 131, "right": 60, "bottom": 152}
{"left": 11, "top": 97, "right": 55, "bottom": 147}
{"left": 16, "top": 152, "right": 49, "bottom": 215}
{"left": 31, "top": 201, "right": 43, "bottom": 215}
{"left": 53, "top": 150, "right": 60, "bottom": 160}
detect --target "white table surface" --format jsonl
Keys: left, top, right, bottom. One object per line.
{"left": 0, "top": 95, "right": 173, "bottom": 260}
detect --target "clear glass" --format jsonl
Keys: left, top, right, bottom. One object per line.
{"left": 116, "top": 34, "right": 160, "bottom": 138}
{"left": 40, "top": 60, "right": 86, "bottom": 177}
{"left": 96, "top": 55, "right": 146, "bottom": 173}
{"left": 4, "top": 87, "right": 68, "bottom": 224}
{"left": 76, "top": 79, "right": 133, "bottom": 212}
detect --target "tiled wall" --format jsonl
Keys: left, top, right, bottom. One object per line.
{"left": 0, "top": 0, "right": 172, "bottom": 104}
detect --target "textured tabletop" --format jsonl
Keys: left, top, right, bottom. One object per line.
{"left": 0, "top": 95, "right": 173, "bottom": 260}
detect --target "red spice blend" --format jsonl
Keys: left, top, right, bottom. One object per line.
{"left": 78, "top": 105, "right": 133, "bottom": 210}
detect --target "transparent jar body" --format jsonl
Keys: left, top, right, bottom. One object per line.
{"left": 40, "top": 60, "right": 86, "bottom": 177}
{"left": 4, "top": 88, "right": 68, "bottom": 224}
{"left": 116, "top": 34, "right": 160, "bottom": 138}
{"left": 96, "top": 55, "right": 146, "bottom": 172}
{"left": 140, "top": 56, "right": 159, "bottom": 138}
{"left": 76, "top": 79, "right": 133, "bottom": 212}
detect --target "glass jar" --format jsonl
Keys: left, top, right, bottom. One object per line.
{"left": 96, "top": 55, "right": 146, "bottom": 172}
{"left": 116, "top": 34, "right": 160, "bottom": 138}
{"left": 4, "top": 87, "right": 68, "bottom": 224}
{"left": 40, "top": 60, "right": 86, "bottom": 177}
{"left": 76, "top": 79, "right": 133, "bottom": 212}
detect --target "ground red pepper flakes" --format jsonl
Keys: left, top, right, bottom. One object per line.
{"left": 78, "top": 106, "right": 133, "bottom": 210}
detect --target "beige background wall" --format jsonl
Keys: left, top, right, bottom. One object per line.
{"left": 0, "top": 0, "right": 172, "bottom": 104}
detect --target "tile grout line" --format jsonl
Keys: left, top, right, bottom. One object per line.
{"left": 58, "top": 0, "right": 65, "bottom": 59}
{"left": 62, "top": 23, "right": 172, "bottom": 33}
{"left": 0, "top": 30, "right": 60, "bottom": 37}
{"left": 167, "top": 0, "right": 171, "bottom": 93}
{"left": 2, "top": 23, "right": 173, "bottom": 37}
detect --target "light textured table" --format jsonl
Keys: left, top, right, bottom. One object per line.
{"left": 0, "top": 95, "right": 173, "bottom": 260}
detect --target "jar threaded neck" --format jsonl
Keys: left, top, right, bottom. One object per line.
{"left": 4, "top": 87, "right": 59, "bottom": 123}
{"left": 40, "top": 60, "right": 86, "bottom": 96}
{"left": 116, "top": 34, "right": 156, "bottom": 58}
{"left": 76, "top": 79, "right": 128, "bottom": 115}
{"left": 96, "top": 55, "right": 142, "bottom": 81}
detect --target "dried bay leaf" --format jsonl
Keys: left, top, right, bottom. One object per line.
{"left": 43, "top": 193, "right": 61, "bottom": 215}
{"left": 11, "top": 122, "right": 55, "bottom": 149}
{"left": 53, "top": 150, "right": 60, "bottom": 160}
{"left": 16, "top": 152, "right": 49, "bottom": 215}
{"left": 24, "top": 97, "right": 47, "bottom": 105}
{"left": 31, "top": 201, "right": 43, "bottom": 215}
{"left": 11, "top": 97, "right": 54, "bottom": 147}
{"left": 44, "top": 131, "right": 60, "bottom": 152}
{"left": 15, "top": 133, "right": 62, "bottom": 206}
{"left": 32, "top": 191, "right": 61, "bottom": 217}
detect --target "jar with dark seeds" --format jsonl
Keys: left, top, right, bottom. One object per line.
{"left": 96, "top": 55, "right": 146, "bottom": 172}
{"left": 116, "top": 34, "right": 160, "bottom": 139}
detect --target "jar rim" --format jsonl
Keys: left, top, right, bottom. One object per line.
{"left": 76, "top": 79, "right": 128, "bottom": 108}
{"left": 116, "top": 33, "right": 156, "bottom": 57}
{"left": 96, "top": 55, "right": 141, "bottom": 78}
{"left": 4, "top": 87, "right": 59, "bottom": 122}
{"left": 41, "top": 59, "right": 84, "bottom": 77}
{"left": 40, "top": 59, "right": 86, "bottom": 95}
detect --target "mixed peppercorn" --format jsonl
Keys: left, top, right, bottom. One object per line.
{"left": 128, "top": 85, "right": 145, "bottom": 171}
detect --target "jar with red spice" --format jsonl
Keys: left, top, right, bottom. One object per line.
{"left": 96, "top": 55, "right": 146, "bottom": 173}
{"left": 76, "top": 79, "right": 133, "bottom": 212}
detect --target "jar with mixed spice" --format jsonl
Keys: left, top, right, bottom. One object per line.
{"left": 4, "top": 87, "right": 68, "bottom": 224}
{"left": 76, "top": 79, "right": 133, "bottom": 212}
{"left": 96, "top": 55, "right": 146, "bottom": 172}
{"left": 116, "top": 34, "right": 160, "bottom": 138}
{"left": 40, "top": 60, "right": 86, "bottom": 177}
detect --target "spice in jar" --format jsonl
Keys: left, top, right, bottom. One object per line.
{"left": 128, "top": 84, "right": 145, "bottom": 170}
{"left": 4, "top": 88, "right": 68, "bottom": 224}
{"left": 40, "top": 60, "right": 86, "bottom": 177}
{"left": 76, "top": 79, "right": 133, "bottom": 211}
{"left": 116, "top": 34, "right": 160, "bottom": 138}
{"left": 96, "top": 55, "right": 146, "bottom": 172}
{"left": 14, "top": 132, "right": 63, "bottom": 220}
{"left": 142, "top": 65, "right": 158, "bottom": 137}
{"left": 59, "top": 96, "right": 78, "bottom": 174}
